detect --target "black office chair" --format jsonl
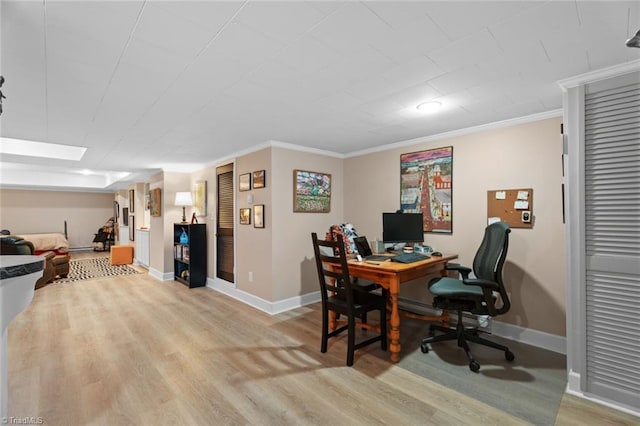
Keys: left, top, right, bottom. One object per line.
{"left": 419, "top": 221, "right": 514, "bottom": 372}
{"left": 311, "top": 232, "right": 387, "bottom": 366}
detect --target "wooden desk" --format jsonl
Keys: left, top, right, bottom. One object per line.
{"left": 334, "top": 254, "right": 458, "bottom": 363}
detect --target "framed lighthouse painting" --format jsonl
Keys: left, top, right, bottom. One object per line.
{"left": 400, "top": 146, "right": 453, "bottom": 233}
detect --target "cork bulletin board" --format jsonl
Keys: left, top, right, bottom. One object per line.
{"left": 487, "top": 188, "right": 533, "bottom": 229}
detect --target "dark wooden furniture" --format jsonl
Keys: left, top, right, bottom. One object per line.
{"left": 311, "top": 232, "right": 387, "bottom": 366}
{"left": 173, "top": 223, "right": 206, "bottom": 288}
{"left": 326, "top": 251, "right": 458, "bottom": 363}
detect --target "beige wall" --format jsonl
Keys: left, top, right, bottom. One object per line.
{"left": 190, "top": 167, "right": 216, "bottom": 279}
{"left": 155, "top": 172, "right": 192, "bottom": 275}
{"left": 343, "top": 117, "right": 566, "bottom": 336}
{"left": 235, "top": 149, "right": 272, "bottom": 300}
{"left": 271, "top": 147, "right": 344, "bottom": 302}
{"left": 0, "top": 189, "right": 114, "bottom": 248}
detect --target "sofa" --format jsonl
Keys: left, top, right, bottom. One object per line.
{"left": 0, "top": 235, "right": 68, "bottom": 289}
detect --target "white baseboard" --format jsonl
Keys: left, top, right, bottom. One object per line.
{"left": 565, "top": 377, "right": 640, "bottom": 419}
{"left": 397, "top": 296, "right": 566, "bottom": 355}
{"left": 206, "top": 277, "right": 321, "bottom": 315}
{"left": 147, "top": 267, "right": 171, "bottom": 281}
{"left": 567, "top": 369, "right": 581, "bottom": 393}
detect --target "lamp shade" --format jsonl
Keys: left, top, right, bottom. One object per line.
{"left": 174, "top": 192, "right": 193, "bottom": 207}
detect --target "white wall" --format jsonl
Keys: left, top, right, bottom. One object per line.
{"left": 0, "top": 189, "right": 114, "bottom": 248}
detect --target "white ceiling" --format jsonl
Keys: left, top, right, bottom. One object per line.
{"left": 1, "top": 1, "right": 639, "bottom": 191}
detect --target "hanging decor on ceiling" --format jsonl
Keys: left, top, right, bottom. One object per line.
{"left": 626, "top": 29, "right": 640, "bottom": 48}
{"left": 0, "top": 75, "right": 5, "bottom": 116}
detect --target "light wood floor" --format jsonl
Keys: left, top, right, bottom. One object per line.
{"left": 8, "top": 252, "right": 639, "bottom": 425}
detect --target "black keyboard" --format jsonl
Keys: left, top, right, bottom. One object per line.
{"left": 391, "top": 252, "right": 430, "bottom": 263}
{"left": 366, "top": 254, "right": 391, "bottom": 261}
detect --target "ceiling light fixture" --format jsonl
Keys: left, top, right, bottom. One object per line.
{"left": 626, "top": 29, "right": 640, "bottom": 48}
{"left": 0, "top": 137, "right": 87, "bottom": 161}
{"left": 416, "top": 101, "right": 443, "bottom": 113}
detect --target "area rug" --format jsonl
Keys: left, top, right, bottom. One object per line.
{"left": 54, "top": 257, "right": 141, "bottom": 284}
{"left": 393, "top": 316, "right": 567, "bottom": 426}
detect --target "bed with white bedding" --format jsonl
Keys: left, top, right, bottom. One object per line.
{"left": 15, "top": 233, "right": 69, "bottom": 254}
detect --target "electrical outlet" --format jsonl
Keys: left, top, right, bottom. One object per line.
{"left": 248, "top": 271, "right": 253, "bottom": 282}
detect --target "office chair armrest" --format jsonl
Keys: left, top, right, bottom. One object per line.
{"left": 462, "top": 278, "right": 499, "bottom": 291}
{"left": 445, "top": 263, "right": 472, "bottom": 278}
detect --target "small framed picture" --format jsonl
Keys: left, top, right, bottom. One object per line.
{"left": 239, "top": 208, "right": 251, "bottom": 225}
{"left": 252, "top": 170, "right": 266, "bottom": 189}
{"left": 149, "top": 188, "right": 161, "bottom": 217}
{"left": 129, "top": 189, "right": 135, "bottom": 213}
{"left": 239, "top": 173, "right": 251, "bottom": 191}
{"left": 129, "top": 216, "right": 135, "bottom": 241}
{"left": 254, "top": 204, "right": 265, "bottom": 228}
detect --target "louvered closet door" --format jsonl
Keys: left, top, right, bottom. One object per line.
{"left": 584, "top": 73, "right": 640, "bottom": 409}
{"left": 216, "top": 163, "right": 234, "bottom": 283}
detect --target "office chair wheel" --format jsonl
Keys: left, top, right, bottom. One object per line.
{"left": 469, "top": 360, "right": 480, "bottom": 372}
{"left": 505, "top": 350, "right": 515, "bottom": 361}
{"left": 420, "top": 343, "right": 429, "bottom": 354}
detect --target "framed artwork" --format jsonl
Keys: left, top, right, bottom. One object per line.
{"left": 400, "top": 146, "right": 453, "bottom": 233}
{"left": 252, "top": 170, "right": 266, "bottom": 189}
{"left": 239, "top": 173, "right": 251, "bottom": 191}
{"left": 194, "top": 180, "right": 207, "bottom": 216}
{"left": 123, "top": 207, "right": 129, "bottom": 226}
{"left": 129, "top": 215, "right": 135, "bottom": 241}
{"left": 239, "top": 208, "right": 251, "bottom": 225}
{"left": 129, "top": 189, "right": 135, "bottom": 213}
{"left": 254, "top": 204, "right": 265, "bottom": 228}
{"left": 293, "top": 169, "right": 331, "bottom": 213}
{"left": 150, "top": 188, "right": 161, "bottom": 217}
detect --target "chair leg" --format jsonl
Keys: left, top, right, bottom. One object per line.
{"left": 380, "top": 306, "right": 387, "bottom": 350}
{"left": 421, "top": 310, "right": 514, "bottom": 372}
{"left": 321, "top": 307, "right": 329, "bottom": 353}
{"left": 465, "top": 329, "right": 513, "bottom": 357}
{"left": 347, "top": 315, "right": 356, "bottom": 366}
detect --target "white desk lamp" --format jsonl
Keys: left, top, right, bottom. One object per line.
{"left": 174, "top": 192, "right": 193, "bottom": 223}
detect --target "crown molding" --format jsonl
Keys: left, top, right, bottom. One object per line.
{"left": 557, "top": 59, "right": 640, "bottom": 90}
{"left": 344, "top": 109, "right": 562, "bottom": 158}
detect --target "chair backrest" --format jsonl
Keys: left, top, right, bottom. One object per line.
{"left": 311, "top": 232, "right": 355, "bottom": 306}
{"left": 472, "top": 221, "right": 511, "bottom": 315}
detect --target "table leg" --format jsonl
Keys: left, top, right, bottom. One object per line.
{"left": 388, "top": 279, "right": 401, "bottom": 363}
{"left": 329, "top": 310, "right": 337, "bottom": 331}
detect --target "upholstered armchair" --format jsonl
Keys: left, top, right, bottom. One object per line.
{"left": 0, "top": 235, "right": 56, "bottom": 289}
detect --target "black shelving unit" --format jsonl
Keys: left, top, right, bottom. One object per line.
{"left": 173, "top": 223, "right": 206, "bottom": 288}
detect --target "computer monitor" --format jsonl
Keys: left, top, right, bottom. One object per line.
{"left": 382, "top": 212, "right": 424, "bottom": 244}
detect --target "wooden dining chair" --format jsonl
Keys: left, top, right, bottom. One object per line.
{"left": 311, "top": 232, "right": 387, "bottom": 366}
